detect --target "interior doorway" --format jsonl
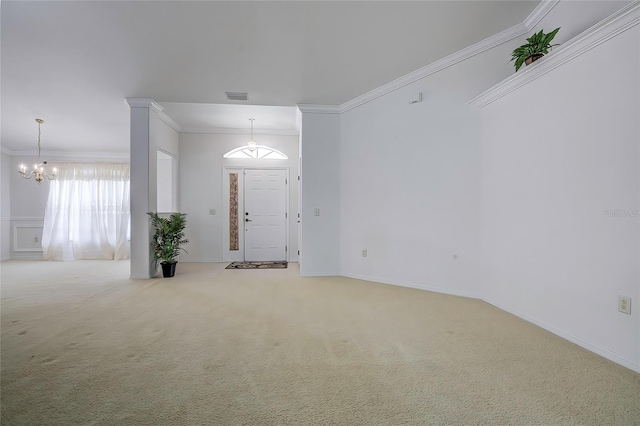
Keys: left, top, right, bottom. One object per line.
{"left": 223, "top": 167, "right": 289, "bottom": 262}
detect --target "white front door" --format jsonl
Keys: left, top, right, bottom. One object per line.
{"left": 244, "top": 169, "right": 287, "bottom": 261}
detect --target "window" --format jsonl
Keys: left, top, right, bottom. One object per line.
{"left": 42, "top": 163, "right": 130, "bottom": 261}
{"left": 223, "top": 145, "right": 288, "bottom": 160}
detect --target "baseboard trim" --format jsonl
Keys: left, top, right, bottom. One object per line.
{"left": 340, "top": 272, "right": 639, "bottom": 373}
{"left": 10, "top": 253, "right": 44, "bottom": 261}
{"left": 342, "top": 272, "right": 479, "bottom": 299}
{"left": 300, "top": 272, "right": 339, "bottom": 277}
{"left": 483, "top": 297, "right": 640, "bottom": 374}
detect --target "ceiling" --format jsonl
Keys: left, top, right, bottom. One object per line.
{"left": 1, "top": 1, "right": 539, "bottom": 154}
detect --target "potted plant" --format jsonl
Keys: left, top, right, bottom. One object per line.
{"left": 511, "top": 27, "right": 560, "bottom": 71}
{"left": 148, "top": 212, "right": 188, "bottom": 278}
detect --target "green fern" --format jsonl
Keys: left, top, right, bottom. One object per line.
{"left": 511, "top": 28, "right": 560, "bottom": 71}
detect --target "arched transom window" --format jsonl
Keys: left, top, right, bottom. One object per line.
{"left": 223, "top": 145, "right": 288, "bottom": 160}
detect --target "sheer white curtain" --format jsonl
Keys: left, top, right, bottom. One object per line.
{"left": 42, "top": 163, "right": 130, "bottom": 260}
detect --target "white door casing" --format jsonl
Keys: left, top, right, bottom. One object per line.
{"left": 244, "top": 169, "right": 287, "bottom": 261}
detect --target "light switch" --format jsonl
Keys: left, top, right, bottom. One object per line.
{"left": 314, "top": 208, "right": 320, "bottom": 216}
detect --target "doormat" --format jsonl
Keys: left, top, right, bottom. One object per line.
{"left": 226, "top": 261, "right": 288, "bottom": 269}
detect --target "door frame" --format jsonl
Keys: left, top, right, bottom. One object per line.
{"left": 222, "top": 166, "right": 290, "bottom": 262}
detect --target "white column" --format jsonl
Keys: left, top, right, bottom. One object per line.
{"left": 127, "top": 98, "right": 160, "bottom": 279}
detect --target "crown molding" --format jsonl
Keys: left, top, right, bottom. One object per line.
{"left": 524, "top": 0, "right": 560, "bottom": 30}
{"left": 155, "top": 111, "right": 182, "bottom": 133}
{"left": 180, "top": 127, "right": 299, "bottom": 136}
{"left": 469, "top": 1, "right": 640, "bottom": 108}
{"left": 8, "top": 150, "right": 129, "bottom": 161}
{"left": 1, "top": 145, "right": 12, "bottom": 155}
{"left": 338, "top": 23, "right": 532, "bottom": 113}
{"left": 125, "top": 97, "right": 181, "bottom": 132}
{"left": 337, "top": 0, "right": 561, "bottom": 113}
{"left": 125, "top": 97, "right": 163, "bottom": 112}
{"left": 297, "top": 104, "right": 341, "bottom": 114}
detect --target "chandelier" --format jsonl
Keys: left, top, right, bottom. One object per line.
{"left": 19, "top": 118, "right": 57, "bottom": 184}
{"left": 247, "top": 118, "right": 257, "bottom": 151}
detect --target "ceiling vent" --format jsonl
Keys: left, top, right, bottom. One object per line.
{"left": 225, "top": 92, "right": 248, "bottom": 101}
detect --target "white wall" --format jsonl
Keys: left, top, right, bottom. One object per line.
{"left": 179, "top": 133, "right": 299, "bottom": 263}
{"left": 337, "top": 1, "right": 632, "bottom": 297}
{"left": 336, "top": 23, "right": 530, "bottom": 295}
{"left": 4, "top": 153, "right": 130, "bottom": 260}
{"left": 8, "top": 155, "right": 53, "bottom": 260}
{"left": 156, "top": 151, "right": 174, "bottom": 213}
{"left": 1, "top": 152, "right": 12, "bottom": 260}
{"left": 298, "top": 112, "right": 340, "bottom": 276}
{"left": 479, "top": 24, "right": 639, "bottom": 371}
{"left": 335, "top": 1, "right": 639, "bottom": 371}
{"left": 535, "top": 0, "right": 633, "bottom": 44}
{"left": 340, "top": 86, "right": 483, "bottom": 297}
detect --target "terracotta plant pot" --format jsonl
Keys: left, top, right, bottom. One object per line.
{"left": 525, "top": 54, "right": 544, "bottom": 66}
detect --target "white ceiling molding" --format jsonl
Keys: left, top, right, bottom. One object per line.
{"left": 297, "top": 104, "right": 341, "bottom": 114}
{"left": 180, "top": 127, "right": 299, "bottom": 136}
{"left": 1, "top": 145, "right": 12, "bottom": 155}
{"left": 125, "top": 97, "right": 163, "bottom": 112}
{"left": 469, "top": 1, "right": 640, "bottom": 108}
{"left": 337, "top": 0, "right": 560, "bottom": 113}
{"left": 9, "top": 150, "right": 130, "bottom": 161}
{"left": 125, "top": 97, "right": 182, "bottom": 132}
{"left": 155, "top": 112, "right": 182, "bottom": 133}
{"left": 338, "top": 22, "right": 528, "bottom": 113}
{"left": 524, "top": 0, "right": 561, "bottom": 30}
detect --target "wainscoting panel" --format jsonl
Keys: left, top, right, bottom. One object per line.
{"left": 10, "top": 218, "right": 44, "bottom": 260}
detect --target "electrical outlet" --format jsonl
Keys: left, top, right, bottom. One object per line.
{"left": 361, "top": 249, "right": 367, "bottom": 257}
{"left": 209, "top": 209, "right": 216, "bottom": 215}
{"left": 618, "top": 296, "right": 631, "bottom": 315}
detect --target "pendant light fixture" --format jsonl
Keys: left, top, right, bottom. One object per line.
{"left": 18, "top": 118, "right": 57, "bottom": 184}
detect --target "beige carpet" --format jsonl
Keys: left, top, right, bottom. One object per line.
{"left": 1, "top": 261, "right": 639, "bottom": 425}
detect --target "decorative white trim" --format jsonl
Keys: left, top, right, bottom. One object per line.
{"left": 297, "top": 104, "right": 341, "bottom": 114}
{"left": 10, "top": 252, "right": 44, "bottom": 260}
{"left": 8, "top": 217, "right": 45, "bottom": 221}
{"left": 125, "top": 97, "right": 163, "bottom": 112}
{"left": 13, "top": 224, "right": 44, "bottom": 252}
{"left": 483, "top": 297, "right": 640, "bottom": 374}
{"left": 469, "top": 1, "right": 640, "bottom": 108}
{"left": 339, "top": 21, "right": 530, "bottom": 112}
{"left": 126, "top": 97, "right": 181, "bottom": 132}
{"left": 523, "top": 0, "right": 560, "bottom": 30}
{"left": 342, "top": 272, "right": 480, "bottom": 300}
{"left": 10, "top": 150, "right": 129, "bottom": 161}
{"left": 341, "top": 270, "right": 640, "bottom": 373}
{"left": 299, "top": 271, "right": 340, "bottom": 277}
{"left": 337, "top": 0, "right": 563, "bottom": 112}
{"left": 180, "top": 127, "right": 299, "bottom": 136}
{"left": 155, "top": 111, "right": 182, "bottom": 133}
{"left": 1, "top": 145, "right": 12, "bottom": 155}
